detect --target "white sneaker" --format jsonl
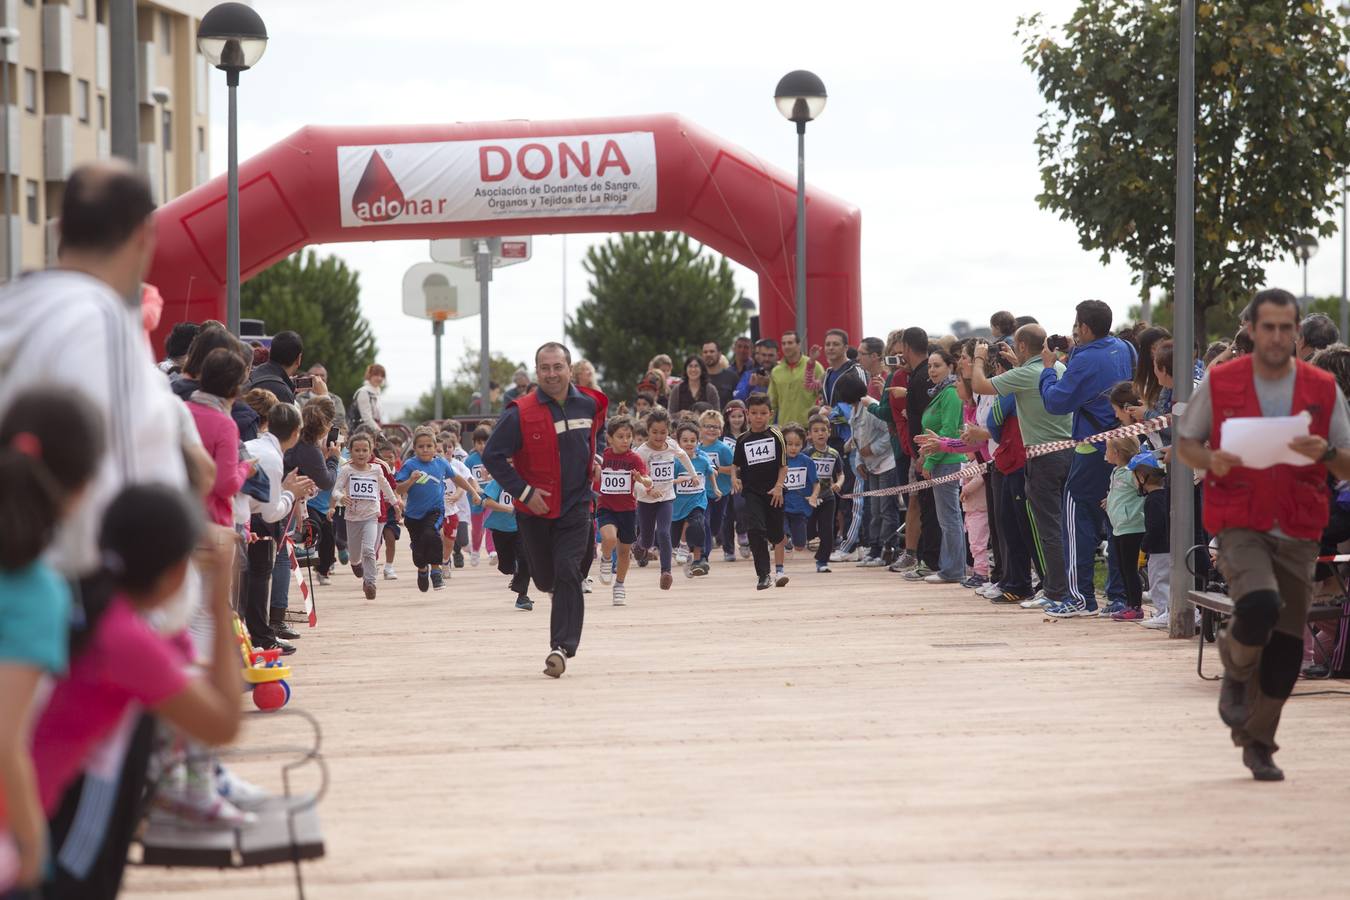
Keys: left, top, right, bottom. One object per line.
{"left": 383, "top": 564, "right": 398, "bottom": 580}
{"left": 488, "top": 551, "right": 498, "bottom": 564}
{"left": 977, "top": 582, "right": 1004, "bottom": 599}
{"left": 1020, "top": 591, "right": 1050, "bottom": 609}
{"left": 599, "top": 558, "right": 613, "bottom": 585}
{"left": 675, "top": 549, "right": 690, "bottom": 565}
{"left": 1141, "top": 612, "right": 1169, "bottom": 629}
{"left": 470, "top": 551, "right": 480, "bottom": 567}
{"left": 860, "top": 556, "right": 887, "bottom": 568}
{"left": 216, "top": 764, "right": 269, "bottom": 812}
{"left": 582, "top": 577, "right": 594, "bottom": 594}
{"left": 829, "top": 549, "right": 849, "bottom": 562}
{"left": 1141, "top": 589, "right": 1151, "bottom": 602}
{"left": 316, "top": 573, "right": 331, "bottom": 586}
{"left": 613, "top": 583, "right": 626, "bottom": 606}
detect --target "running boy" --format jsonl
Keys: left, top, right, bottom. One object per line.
{"left": 673, "top": 422, "right": 720, "bottom": 578}
{"left": 806, "top": 414, "right": 845, "bottom": 572}
{"left": 465, "top": 424, "right": 495, "bottom": 566}
{"left": 481, "top": 476, "right": 533, "bottom": 611}
{"left": 698, "top": 410, "right": 737, "bottom": 564}
{"left": 374, "top": 439, "right": 402, "bottom": 580}
{"left": 733, "top": 394, "right": 789, "bottom": 590}
{"left": 596, "top": 416, "right": 653, "bottom": 605}
{"left": 633, "top": 408, "right": 698, "bottom": 591}
{"left": 780, "top": 424, "right": 821, "bottom": 579}
{"left": 396, "top": 427, "right": 476, "bottom": 593}
{"left": 333, "top": 432, "right": 402, "bottom": 599}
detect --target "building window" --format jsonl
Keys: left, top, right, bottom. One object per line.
{"left": 77, "top": 80, "right": 91, "bottom": 124}
{"left": 162, "top": 109, "right": 172, "bottom": 151}
{"left": 97, "top": 95, "right": 106, "bottom": 130}
{"left": 22, "top": 69, "right": 36, "bottom": 114}
{"left": 24, "top": 180, "right": 38, "bottom": 225}
{"left": 159, "top": 11, "right": 172, "bottom": 55}
{"left": 197, "top": 126, "right": 205, "bottom": 153}
{"left": 96, "top": 0, "right": 107, "bottom": 25}
{"left": 76, "top": 0, "right": 89, "bottom": 20}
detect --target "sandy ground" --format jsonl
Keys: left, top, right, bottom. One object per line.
{"left": 122, "top": 547, "right": 1350, "bottom": 900}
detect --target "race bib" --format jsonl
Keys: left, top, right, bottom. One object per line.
{"left": 500, "top": 491, "right": 513, "bottom": 506}
{"left": 650, "top": 460, "right": 676, "bottom": 482}
{"left": 783, "top": 467, "right": 808, "bottom": 490}
{"left": 812, "top": 456, "right": 836, "bottom": 479}
{"left": 743, "top": 437, "right": 776, "bottom": 465}
{"left": 348, "top": 473, "right": 379, "bottom": 500}
{"left": 721, "top": 437, "right": 736, "bottom": 451}
{"left": 600, "top": 469, "right": 632, "bottom": 495}
{"left": 472, "top": 464, "right": 490, "bottom": 483}
{"left": 676, "top": 473, "right": 704, "bottom": 495}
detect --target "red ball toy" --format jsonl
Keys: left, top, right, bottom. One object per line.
{"left": 253, "top": 681, "right": 287, "bottom": 712}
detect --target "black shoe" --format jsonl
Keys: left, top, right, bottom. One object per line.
{"left": 516, "top": 595, "right": 533, "bottom": 611}
{"left": 1218, "top": 673, "right": 1249, "bottom": 728}
{"left": 351, "top": 563, "right": 363, "bottom": 579}
{"left": 271, "top": 621, "right": 300, "bottom": 640}
{"left": 453, "top": 549, "right": 465, "bottom": 568}
{"left": 636, "top": 547, "right": 650, "bottom": 567}
{"left": 1242, "top": 744, "right": 1284, "bottom": 781}
{"left": 543, "top": 648, "right": 567, "bottom": 678}
{"left": 756, "top": 575, "right": 772, "bottom": 591}
{"left": 262, "top": 638, "right": 297, "bottom": 657}
{"left": 1302, "top": 663, "right": 1330, "bottom": 678}
{"left": 430, "top": 568, "right": 445, "bottom": 591}
{"left": 417, "top": 570, "right": 430, "bottom": 593}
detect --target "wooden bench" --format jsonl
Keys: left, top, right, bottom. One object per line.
{"left": 1188, "top": 590, "right": 1343, "bottom": 680}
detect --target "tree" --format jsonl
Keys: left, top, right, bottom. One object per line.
{"left": 565, "top": 232, "right": 749, "bottom": 397}
{"left": 241, "top": 250, "right": 378, "bottom": 401}
{"left": 1018, "top": 2, "right": 1350, "bottom": 340}
{"left": 402, "top": 343, "right": 526, "bottom": 423}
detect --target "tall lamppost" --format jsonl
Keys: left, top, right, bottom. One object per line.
{"left": 151, "top": 85, "right": 170, "bottom": 205}
{"left": 1295, "top": 234, "right": 1319, "bottom": 300}
{"left": 197, "top": 2, "right": 267, "bottom": 335}
{"left": 774, "top": 70, "right": 826, "bottom": 344}
{"left": 0, "top": 26, "right": 18, "bottom": 282}
{"left": 1340, "top": 4, "right": 1350, "bottom": 337}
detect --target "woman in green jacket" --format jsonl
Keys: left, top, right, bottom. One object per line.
{"left": 918, "top": 349, "right": 966, "bottom": 583}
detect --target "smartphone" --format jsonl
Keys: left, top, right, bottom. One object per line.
{"left": 883, "top": 354, "right": 903, "bottom": 367}
{"left": 294, "top": 374, "right": 315, "bottom": 390}
{"left": 328, "top": 425, "right": 340, "bottom": 445}
{"left": 1047, "top": 334, "right": 1072, "bottom": 353}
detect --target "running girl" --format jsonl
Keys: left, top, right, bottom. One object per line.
{"left": 633, "top": 409, "right": 698, "bottom": 591}
{"left": 333, "top": 433, "right": 402, "bottom": 599}
{"left": 697, "top": 410, "right": 736, "bottom": 564}
{"left": 596, "top": 416, "right": 653, "bottom": 606}
{"left": 465, "top": 425, "right": 496, "bottom": 566}
{"left": 672, "top": 422, "right": 720, "bottom": 578}
{"left": 374, "top": 439, "right": 402, "bottom": 580}
{"left": 780, "top": 424, "right": 820, "bottom": 580}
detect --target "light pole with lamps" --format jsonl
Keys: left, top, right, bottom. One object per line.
{"left": 1295, "top": 234, "right": 1319, "bottom": 300}
{"left": 1340, "top": 5, "right": 1350, "bottom": 338}
{"left": 774, "top": 70, "right": 826, "bottom": 344}
{"left": 151, "top": 85, "right": 170, "bottom": 205}
{"left": 0, "top": 26, "right": 18, "bottom": 282}
{"left": 196, "top": 2, "right": 267, "bottom": 335}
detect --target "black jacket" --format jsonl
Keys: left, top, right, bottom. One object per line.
{"left": 249, "top": 361, "right": 296, "bottom": 405}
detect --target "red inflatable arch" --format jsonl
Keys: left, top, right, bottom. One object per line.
{"left": 146, "top": 113, "right": 862, "bottom": 356}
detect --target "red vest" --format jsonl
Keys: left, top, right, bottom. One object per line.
{"left": 1203, "top": 355, "right": 1336, "bottom": 541}
{"left": 509, "top": 385, "right": 608, "bottom": 519}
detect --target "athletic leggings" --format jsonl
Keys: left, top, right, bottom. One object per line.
{"left": 719, "top": 493, "right": 748, "bottom": 551}
{"left": 405, "top": 511, "right": 444, "bottom": 569}
{"left": 636, "top": 499, "right": 674, "bottom": 572}
{"left": 1112, "top": 532, "right": 1145, "bottom": 608}
{"left": 470, "top": 509, "right": 497, "bottom": 555}
{"left": 672, "top": 507, "right": 707, "bottom": 557}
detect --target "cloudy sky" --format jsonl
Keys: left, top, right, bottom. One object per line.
{"left": 207, "top": 0, "right": 1323, "bottom": 413}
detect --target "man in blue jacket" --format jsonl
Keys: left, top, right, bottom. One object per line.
{"left": 1038, "top": 300, "right": 1137, "bottom": 617}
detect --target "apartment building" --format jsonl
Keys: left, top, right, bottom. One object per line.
{"left": 1, "top": 0, "right": 215, "bottom": 276}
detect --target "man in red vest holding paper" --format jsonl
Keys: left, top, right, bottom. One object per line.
{"left": 1178, "top": 288, "right": 1350, "bottom": 780}
{"left": 483, "top": 342, "right": 608, "bottom": 678}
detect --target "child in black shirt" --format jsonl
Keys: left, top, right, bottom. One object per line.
{"left": 733, "top": 394, "right": 788, "bottom": 589}
{"left": 1130, "top": 450, "right": 1171, "bottom": 630}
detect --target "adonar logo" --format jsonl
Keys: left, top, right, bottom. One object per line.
{"left": 352, "top": 150, "right": 408, "bottom": 223}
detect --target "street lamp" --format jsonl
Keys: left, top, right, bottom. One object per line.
{"left": 1340, "top": 4, "right": 1350, "bottom": 337}
{"left": 151, "top": 86, "right": 170, "bottom": 205}
{"left": 197, "top": 2, "right": 267, "bottom": 335}
{"left": 0, "top": 25, "right": 18, "bottom": 282}
{"left": 1295, "top": 234, "right": 1319, "bottom": 300}
{"left": 774, "top": 69, "right": 826, "bottom": 346}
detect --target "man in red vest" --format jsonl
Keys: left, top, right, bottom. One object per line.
{"left": 1177, "top": 288, "right": 1350, "bottom": 781}
{"left": 483, "top": 342, "right": 608, "bottom": 678}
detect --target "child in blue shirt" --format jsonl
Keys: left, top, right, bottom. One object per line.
{"left": 672, "top": 423, "right": 720, "bottom": 578}
{"left": 396, "top": 427, "right": 475, "bottom": 593}
{"left": 697, "top": 410, "right": 737, "bottom": 564}
{"left": 481, "top": 478, "right": 533, "bottom": 611}
{"left": 465, "top": 425, "right": 495, "bottom": 567}
{"left": 780, "top": 424, "right": 820, "bottom": 578}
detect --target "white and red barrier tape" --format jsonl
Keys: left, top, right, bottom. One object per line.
{"left": 841, "top": 415, "right": 1172, "bottom": 499}
{"left": 282, "top": 510, "right": 317, "bottom": 627}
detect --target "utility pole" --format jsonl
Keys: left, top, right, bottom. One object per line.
{"left": 108, "top": 0, "right": 138, "bottom": 162}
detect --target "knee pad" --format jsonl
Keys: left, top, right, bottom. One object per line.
{"left": 1259, "top": 631, "right": 1304, "bottom": 700}
{"left": 1231, "top": 589, "right": 1280, "bottom": 646}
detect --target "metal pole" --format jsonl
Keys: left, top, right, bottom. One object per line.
{"left": 1303, "top": 258, "right": 1309, "bottom": 300}
{"left": 476, "top": 240, "right": 492, "bottom": 414}
{"left": 108, "top": 0, "right": 138, "bottom": 162}
{"left": 1342, "top": 168, "right": 1348, "bottom": 338}
{"left": 226, "top": 72, "right": 240, "bottom": 335}
{"left": 1, "top": 50, "right": 10, "bottom": 281}
{"left": 561, "top": 233, "right": 567, "bottom": 335}
{"left": 159, "top": 101, "right": 169, "bottom": 204}
{"left": 1169, "top": 0, "right": 1197, "bottom": 640}
{"left": 795, "top": 121, "right": 808, "bottom": 343}
{"left": 432, "top": 319, "right": 444, "bottom": 420}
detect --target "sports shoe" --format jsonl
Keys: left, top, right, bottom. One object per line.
{"left": 829, "top": 549, "right": 849, "bottom": 563}
{"left": 684, "top": 560, "right": 696, "bottom": 579}
{"left": 453, "top": 549, "right": 465, "bottom": 568}
{"left": 316, "top": 573, "right": 331, "bottom": 586}
{"left": 471, "top": 551, "right": 480, "bottom": 567}
{"left": 860, "top": 556, "right": 887, "bottom": 568}
{"left": 383, "top": 564, "right": 398, "bottom": 580}
{"left": 582, "top": 577, "right": 594, "bottom": 594}
{"left": 816, "top": 563, "right": 832, "bottom": 573}
{"left": 543, "top": 649, "right": 567, "bottom": 678}
{"left": 893, "top": 550, "right": 918, "bottom": 571}
{"left": 739, "top": 543, "right": 751, "bottom": 559}
{"left": 660, "top": 571, "right": 673, "bottom": 590}
{"left": 339, "top": 548, "right": 350, "bottom": 565}
{"left": 924, "top": 573, "right": 961, "bottom": 584}
{"left": 154, "top": 785, "right": 257, "bottom": 827}
{"left": 363, "top": 582, "right": 377, "bottom": 600}
{"left": 215, "top": 764, "right": 268, "bottom": 812}
{"left": 612, "top": 583, "right": 627, "bottom": 606}
{"left": 1111, "top": 607, "right": 1145, "bottom": 622}
{"left": 516, "top": 595, "right": 534, "bottom": 611}
{"left": 902, "top": 566, "right": 933, "bottom": 582}
{"left": 351, "top": 563, "right": 364, "bottom": 580}
{"left": 430, "top": 568, "right": 445, "bottom": 591}
{"left": 1242, "top": 744, "right": 1283, "bottom": 781}
{"left": 636, "top": 547, "right": 650, "bottom": 567}
{"left": 992, "top": 590, "right": 1030, "bottom": 605}
{"left": 977, "top": 582, "right": 1004, "bottom": 599}
{"left": 1044, "top": 600, "right": 1097, "bottom": 618}
{"left": 675, "top": 549, "right": 690, "bottom": 565}
{"left": 488, "top": 551, "right": 498, "bottom": 564}
{"left": 723, "top": 551, "right": 737, "bottom": 563}
{"left": 1141, "top": 612, "right": 1170, "bottom": 629}
{"left": 774, "top": 571, "right": 790, "bottom": 587}
{"left": 1019, "top": 590, "right": 1050, "bottom": 609}
{"left": 599, "top": 558, "right": 613, "bottom": 585}
{"left": 693, "top": 560, "right": 710, "bottom": 576}
{"left": 756, "top": 575, "right": 773, "bottom": 590}
{"left": 1099, "top": 600, "right": 1127, "bottom": 618}
{"left": 960, "top": 575, "right": 987, "bottom": 589}
{"left": 417, "top": 569, "right": 430, "bottom": 593}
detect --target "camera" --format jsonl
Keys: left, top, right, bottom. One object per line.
{"left": 1047, "top": 334, "right": 1072, "bottom": 354}
{"left": 883, "top": 355, "right": 902, "bottom": 367}
{"left": 294, "top": 374, "right": 315, "bottom": 390}
{"left": 328, "top": 425, "right": 340, "bottom": 445}
{"left": 753, "top": 366, "right": 769, "bottom": 378}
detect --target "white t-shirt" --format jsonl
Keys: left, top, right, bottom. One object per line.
{"left": 446, "top": 457, "right": 475, "bottom": 520}
{"left": 634, "top": 438, "right": 686, "bottom": 503}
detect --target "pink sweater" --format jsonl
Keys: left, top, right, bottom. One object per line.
{"left": 188, "top": 399, "right": 249, "bottom": 526}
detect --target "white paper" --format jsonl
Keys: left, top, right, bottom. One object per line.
{"left": 1219, "top": 413, "right": 1312, "bottom": 469}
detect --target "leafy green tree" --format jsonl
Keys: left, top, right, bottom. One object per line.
{"left": 565, "top": 232, "right": 749, "bottom": 397}
{"left": 1018, "top": 1, "right": 1350, "bottom": 339}
{"left": 241, "top": 250, "right": 378, "bottom": 400}
{"left": 402, "top": 344, "right": 525, "bottom": 423}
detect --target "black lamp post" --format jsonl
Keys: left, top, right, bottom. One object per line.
{"left": 774, "top": 69, "right": 826, "bottom": 345}
{"left": 197, "top": 2, "right": 267, "bottom": 335}
{"left": 1295, "top": 234, "right": 1319, "bottom": 300}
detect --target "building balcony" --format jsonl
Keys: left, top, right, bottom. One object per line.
{"left": 43, "top": 114, "right": 73, "bottom": 181}
{"left": 42, "top": 4, "right": 73, "bottom": 75}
